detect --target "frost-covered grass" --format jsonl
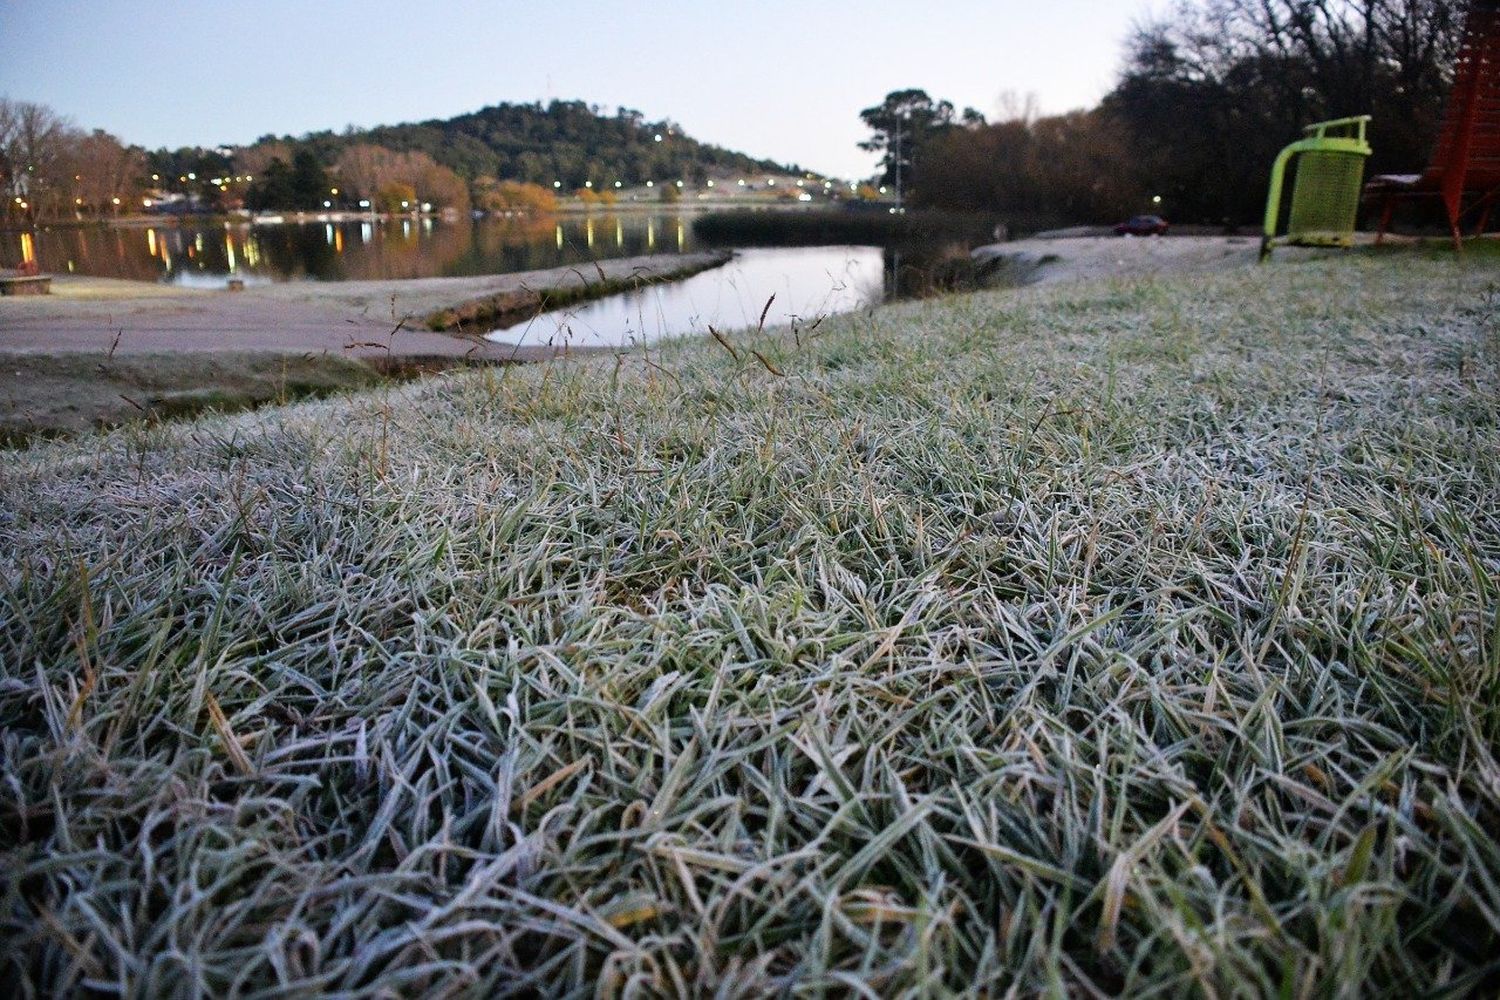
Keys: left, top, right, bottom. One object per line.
{"left": 2, "top": 255, "right": 1498, "bottom": 997}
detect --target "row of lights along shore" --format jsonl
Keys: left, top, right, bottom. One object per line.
{"left": 548, "top": 178, "right": 843, "bottom": 189}
{"left": 14, "top": 171, "right": 868, "bottom": 216}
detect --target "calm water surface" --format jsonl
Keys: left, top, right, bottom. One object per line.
{"left": 486, "top": 246, "right": 885, "bottom": 349}
{"left": 8, "top": 214, "right": 971, "bottom": 345}
{"left": 10, "top": 214, "right": 703, "bottom": 285}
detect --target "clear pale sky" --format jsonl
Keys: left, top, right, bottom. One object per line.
{"left": 0, "top": 0, "right": 1156, "bottom": 179}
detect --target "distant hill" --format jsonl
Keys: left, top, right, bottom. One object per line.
{"left": 269, "top": 100, "right": 801, "bottom": 188}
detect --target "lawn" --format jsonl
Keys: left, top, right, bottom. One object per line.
{"left": 2, "top": 253, "right": 1497, "bottom": 996}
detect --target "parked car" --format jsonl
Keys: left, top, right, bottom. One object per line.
{"left": 1114, "top": 214, "right": 1169, "bottom": 236}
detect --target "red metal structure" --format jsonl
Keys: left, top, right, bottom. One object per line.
{"left": 1365, "top": 0, "right": 1500, "bottom": 247}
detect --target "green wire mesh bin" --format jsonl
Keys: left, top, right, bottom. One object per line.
{"left": 1261, "top": 116, "right": 1373, "bottom": 259}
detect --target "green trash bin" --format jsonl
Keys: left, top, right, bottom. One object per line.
{"left": 1261, "top": 116, "right": 1372, "bottom": 260}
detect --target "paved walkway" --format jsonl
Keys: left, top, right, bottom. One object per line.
{"left": 0, "top": 253, "right": 728, "bottom": 364}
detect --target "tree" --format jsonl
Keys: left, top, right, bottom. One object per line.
{"left": 0, "top": 99, "right": 71, "bottom": 223}
{"left": 376, "top": 182, "right": 416, "bottom": 215}
{"left": 415, "top": 159, "right": 469, "bottom": 213}
{"left": 911, "top": 106, "right": 1138, "bottom": 228}
{"left": 858, "top": 89, "right": 973, "bottom": 191}
{"left": 73, "top": 130, "right": 145, "bottom": 216}
{"left": 474, "top": 178, "right": 557, "bottom": 212}
{"left": 245, "top": 157, "right": 295, "bottom": 210}
{"left": 236, "top": 141, "right": 293, "bottom": 184}
{"left": 333, "top": 143, "right": 397, "bottom": 202}
{"left": 289, "top": 149, "right": 331, "bottom": 209}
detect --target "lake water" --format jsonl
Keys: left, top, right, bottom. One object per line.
{"left": 9, "top": 214, "right": 706, "bottom": 285}
{"left": 6, "top": 212, "right": 981, "bottom": 342}
{"left": 485, "top": 246, "right": 885, "bottom": 350}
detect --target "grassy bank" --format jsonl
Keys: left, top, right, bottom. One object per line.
{"left": 1, "top": 254, "right": 1498, "bottom": 995}
{"left": 425, "top": 251, "right": 732, "bottom": 332}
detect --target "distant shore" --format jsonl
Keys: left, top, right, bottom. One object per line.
{"left": 0, "top": 200, "right": 871, "bottom": 234}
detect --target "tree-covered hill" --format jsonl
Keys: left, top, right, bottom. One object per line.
{"left": 277, "top": 100, "right": 798, "bottom": 189}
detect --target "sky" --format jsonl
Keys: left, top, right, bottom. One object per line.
{"left": 0, "top": 0, "right": 1157, "bottom": 180}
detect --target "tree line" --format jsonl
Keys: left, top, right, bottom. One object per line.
{"left": 232, "top": 100, "right": 797, "bottom": 213}
{"left": 1, "top": 99, "right": 146, "bottom": 224}
{"left": 867, "top": 0, "right": 1469, "bottom": 228}
{"left": 2, "top": 97, "right": 801, "bottom": 223}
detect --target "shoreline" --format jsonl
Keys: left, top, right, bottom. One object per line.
{"left": 0, "top": 252, "right": 730, "bottom": 441}
{"left": 424, "top": 251, "right": 730, "bottom": 331}
{"left": 0, "top": 201, "right": 840, "bottom": 233}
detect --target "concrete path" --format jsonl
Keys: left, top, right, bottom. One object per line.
{"left": 0, "top": 253, "right": 728, "bottom": 364}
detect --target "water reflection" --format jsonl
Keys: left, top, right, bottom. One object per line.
{"left": 486, "top": 246, "right": 885, "bottom": 350}
{"left": 9, "top": 213, "right": 710, "bottom": 285}
{"left": 7, "top": 216, "right": 985, "bottom": 326}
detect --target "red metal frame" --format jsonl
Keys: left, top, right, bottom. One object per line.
{"left": 1366, "top": 0, "right": 1500, "bottom": 248}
